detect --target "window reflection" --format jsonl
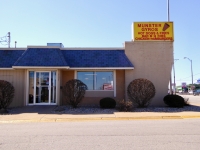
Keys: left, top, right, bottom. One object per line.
{"left": 77, "top": 71, "right": 113, "bottom": 90}
{"left": 77, "top": 72, "right": 94, "bottom": 90}
{"left": 28, "top": 71, "right": 34, "bottom": 104}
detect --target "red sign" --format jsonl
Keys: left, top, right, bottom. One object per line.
{"left": 103, "top": 84, "right": 113, "bottom": 90}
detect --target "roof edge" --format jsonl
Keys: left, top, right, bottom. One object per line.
{"left": 27, "top": 46, "right": 61, "bottom": 48}
{"left": 69, "top": 67, "right": 134, "bottom": 70}
{"left": 60, "top": 47, "right": 124, "bottom": 50}
{"left": 0, "top": 48, "right": 26, "bottom": 50}
{"left": 12, "top": 66, "right": 70, "bottom": 69}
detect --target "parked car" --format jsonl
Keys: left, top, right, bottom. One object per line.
{"left": 189, "top": 90, "right": 193, "bottom": 94}
{"left": 193, "top": 89, "right": 200, "bottom": 96}
{"left": 178, "top": 90, "right": 182, "bottom": 93}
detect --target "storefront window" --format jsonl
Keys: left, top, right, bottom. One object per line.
{"left": 28, "top": 71, "right": 34, "bottom": 104}
{"left": 77, "top": 71, "right": 113, "bottom": 90}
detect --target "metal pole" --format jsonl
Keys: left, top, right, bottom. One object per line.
{"left": 191, "top": 60, "right": 193, "bottom": 84}
{"left": 173, "top": 59, "right": 179, "bottom": 94}
{"left": 8, "top": 32, "right": 10, "bottom": 48}
{"left": 15, "top": 41, "right": 17, "bottom": 48}
{"left": 172, "top": 63, "right": 175, "bottom": 94}
{"left": 184, "top": 57, "right": 193, "bottom": 86}
{"left": 167, "top": 0, "right": 170, "bottom": 21}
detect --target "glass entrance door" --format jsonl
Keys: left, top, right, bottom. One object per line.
{"left": 35, "top": 72, "right": 50, "bottom": 104}
{"left": 28, "top": 71, "right": 57, "bottom": 105}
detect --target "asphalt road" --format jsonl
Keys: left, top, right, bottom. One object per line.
{"left": 0, "top": 119, "right": 200, "bottom": 150}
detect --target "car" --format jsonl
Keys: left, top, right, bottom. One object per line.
{"left": 193, "top": 89, "right": 200, "bottom": 96}
{"left": 178, "top": 90, "right": 182, "bottom": 94}
{"left": 189, "top": 90, "right": 193, "bottom": 94}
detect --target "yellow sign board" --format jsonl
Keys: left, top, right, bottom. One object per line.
{"left": 133, "top": 22, "right": 174, "bottom": 41}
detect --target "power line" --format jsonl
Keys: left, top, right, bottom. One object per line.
{"left": 176, "top": 73, "right": 200, "bottom": 80}
{"left": 0, "top": 32, "right": 10, "bottom": 48}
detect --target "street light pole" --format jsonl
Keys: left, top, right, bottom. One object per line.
{"left": 173, "top": 59, "right": 179, "bottom": 94}
{"left": 184, "top": 57, "right": 193, "bottom": 85}
{"left": 167, "top": 0, "right": 170, "bottom": 21}
{"left": 167, "top": 0, "right": 173, "bottom": 94}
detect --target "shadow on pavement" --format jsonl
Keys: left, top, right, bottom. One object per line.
{"left": 6, "top": 106, "right": 57, "bottom": 115}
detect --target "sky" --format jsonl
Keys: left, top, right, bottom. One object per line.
{"left": 0, "top": 0, "right": 200, "bottom": 86}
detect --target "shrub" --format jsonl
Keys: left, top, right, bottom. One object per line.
{"left": 163, "top": 94, "right": 185, "bottom": 108}
{"left": 0, "top": 80, "right": 15, "bottom": 113}
{"left": 63, "top": 79, "right": 87, "bottom": 108}
{"left": 127, "top": 78, "right": 156, "bottom": 108}
{"left": 99, "top": 97, "right": 116, "bottom": 109}
{"left": 117, "top": 99, "right": 133, "bottom": 112}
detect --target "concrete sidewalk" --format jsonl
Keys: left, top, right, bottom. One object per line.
{"left": 1, "top": 106, "right": 200, "bottom": 123}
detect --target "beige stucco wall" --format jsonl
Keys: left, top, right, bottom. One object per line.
{"left": 0, "top": 70, "right": 25, "bottom": 107}
{"left": 116, "top": 70, "right": 125, "bottom": 101}
{"left": 61, "top": 70, "right": 74, "bottom": 105}
{"left": 125, "top": 41, "right": 173, "bottom": 106}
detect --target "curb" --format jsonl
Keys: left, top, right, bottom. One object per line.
{"left": 1, "top": 116, "right": 200, "bottom": 123}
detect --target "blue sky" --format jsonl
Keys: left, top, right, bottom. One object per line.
{"left": 0, "top": 0, "right": 200, "bottom": 86}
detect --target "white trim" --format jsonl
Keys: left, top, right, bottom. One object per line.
{"left": 114, "top": 70, "right": 116, "bottom": 97}
{"left": 27, "top": 46, "right": 61, "bottom": 48}
{"left": 26, "top": 70, "right": 29, "bottom": 106}
{"left": 69, "top": 67, "right": 134, "bottom": 70}
{"left": 48, "top": 72, "right": 51, "bottom": 104}
{"left": 60, "top": 47, "right": 124, "bottom": 50}
{"left": 56, "top": 70, "right": 60, "bottom": 105}
{"left": 33, "top": 72, "right": 36, "bottom": 104}
{"left": 0, "top": 47, "right": 125, "bottom": 50}
{"left": 12, "top": 66, "right": 69, "bottom": 69}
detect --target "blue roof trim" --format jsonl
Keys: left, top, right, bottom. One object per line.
{"left": 0, "top": 50, "right": 25, "bottom": 68}
{"left": 62, "top": 50, "right": 134, "bottom": 68}
{"left": 13, "top": 48, "right": 68, "bottom": 67}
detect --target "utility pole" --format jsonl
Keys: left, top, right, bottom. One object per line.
{"left": 8, "top": 32, "right": 10, "bottom": 48}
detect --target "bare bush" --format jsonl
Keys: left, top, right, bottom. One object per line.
{"left": 184, "top": 97, "right": 190, "bottom": 106}
{"left": 0, "top": 80, "right": 15, "bottom": 112}
{"left": 117, "top": 99, "right": 133, "bottom": 112}
{"left": 127, "top": 78, "right": 155, "bottom": 108}
{"left": 63, "top": 79, "right": 87, "bottom": 108}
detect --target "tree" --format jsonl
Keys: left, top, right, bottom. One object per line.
{"left": 127, "top": 78, "right": 155, "bottom": 108}
{"left": 63, "top": 79, "right": 87, "bottom": 108}
{"left": 0, "top": 80, "right": 15, "bottom": 113}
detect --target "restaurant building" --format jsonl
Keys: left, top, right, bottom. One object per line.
{"left": 0, "top": 22, "right": 173, "bottom": 107}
